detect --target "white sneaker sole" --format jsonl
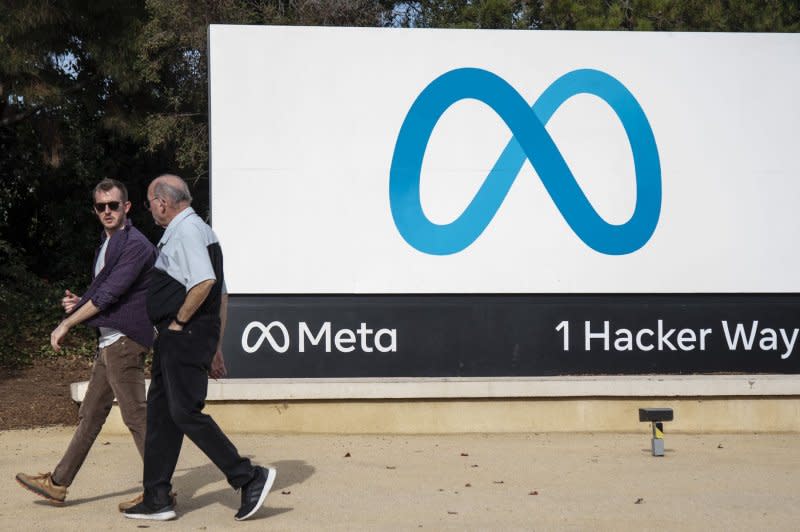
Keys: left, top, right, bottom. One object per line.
{"left": 123, "top": 509, "right": 177, "bottom": 521}
{"left": 235, "top": 467, "right": 277, "bottom": 521}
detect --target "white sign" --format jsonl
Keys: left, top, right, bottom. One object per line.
{"left": 209, "top": 26, "right": 800, "bottom": 294}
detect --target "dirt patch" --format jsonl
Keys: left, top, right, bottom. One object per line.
{"left": 0, "top": 357, "right": 94, "bottom": 430}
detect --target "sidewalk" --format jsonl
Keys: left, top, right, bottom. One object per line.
{"left": 2, "top": 427, "right": 798, "bottom": 530}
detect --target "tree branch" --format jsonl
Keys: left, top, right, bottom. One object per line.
{"left": 0, "top": 77, "right": 94, "bottom": 128}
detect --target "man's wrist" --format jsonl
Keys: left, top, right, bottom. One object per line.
{"left": 174, "top": 316, "right": 189, "bottom": 327}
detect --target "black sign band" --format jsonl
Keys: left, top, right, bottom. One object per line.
{"left": 222, "top": 294, "right": 800, "bottom": 378}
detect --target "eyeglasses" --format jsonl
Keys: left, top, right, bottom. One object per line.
{"left": 143, "top": 196, "right": 158, "bottom": 210}
{"left": 93, "top": 201, "right": 122, "bottom": 213}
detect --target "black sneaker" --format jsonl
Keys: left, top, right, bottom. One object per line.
{"left": 122, "top": 500, "right": 177, "bottom": 521}
{"left": 235, "top": 466, "right": 277, "bottom": 521}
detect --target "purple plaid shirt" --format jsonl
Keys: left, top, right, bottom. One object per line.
{"left": 73, "top": 219, "right": 157, "bottom": 348}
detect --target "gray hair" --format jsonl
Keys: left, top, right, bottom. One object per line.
{"left": 153, "top": 178, "right": 192, "bottom": 205}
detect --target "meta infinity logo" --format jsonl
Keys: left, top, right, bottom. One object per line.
{"left": 389, "top": 68, "right": 661, "bottom": 255}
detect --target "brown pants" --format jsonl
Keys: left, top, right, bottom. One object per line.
{"left": 52, "top": 336, "right": 147, "bottom": 487}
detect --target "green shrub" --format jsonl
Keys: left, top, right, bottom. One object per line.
{"left": 0, "top": 240, "right": 95, "bottom": 368}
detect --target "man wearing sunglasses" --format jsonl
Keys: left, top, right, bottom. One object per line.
{"left": 123, "top": 174, "right": 275, "bottom": 522}
{"left": 16, "top": 178, "right": 157, "bottom": 509}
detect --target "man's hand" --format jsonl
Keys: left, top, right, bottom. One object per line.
{"left": 62, "top": 289, "right": 80, "bottom": 313}
{"left": 167, "top": 321, "right": 184, "bottom": 332}
{"left": 50, "top": 299, "right": 98, "bottom": 351}
{"left": 209, "top": 349, "right": 227, "bottom": 380}
{"left": 50, "top": 322, "right": 71, "bottom": 351}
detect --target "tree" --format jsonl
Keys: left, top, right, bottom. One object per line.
{"left": 397, "top": 0, "right": 800, "bottom": 30}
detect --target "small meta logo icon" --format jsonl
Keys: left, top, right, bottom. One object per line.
{"left": 389, "top": 68, "right": 662, "bottom": 256}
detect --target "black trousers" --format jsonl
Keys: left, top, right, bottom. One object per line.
{"left": 143, "top": 315, "right": 254, "bottom": 506}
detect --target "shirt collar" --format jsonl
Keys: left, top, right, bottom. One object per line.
{"left": 158, "top": 207, "right": 196, "bottom": 247}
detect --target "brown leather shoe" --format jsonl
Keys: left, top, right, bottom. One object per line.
{"left": 15, "top": 472, "right": 67, "bottom": 504}
{"left": 119, "top": 491, "right": 177, "bottom": 512}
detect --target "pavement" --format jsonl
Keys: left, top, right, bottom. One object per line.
{"left": 2, "top": 427, "right": 799, "bottom": 531}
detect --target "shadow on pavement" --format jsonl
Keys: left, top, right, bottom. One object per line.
{"left": 168, "top": 458, "right": 315, "bottom": 518}
{"left": 35, "top": 486, "right": 140, "bottom": 507}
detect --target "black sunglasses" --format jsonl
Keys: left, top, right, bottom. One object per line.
{"left": 94, "top": 201, "right": 123, "bottom": 213}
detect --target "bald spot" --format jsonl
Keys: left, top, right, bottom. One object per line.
{"left": 153, "top": 174, "right": 186, "bottom": 191}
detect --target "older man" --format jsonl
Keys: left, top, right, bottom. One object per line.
{"left": 123, "top": 174, "right": 275, "bottom": 522}
{"left": 16, "top": 179, "right": 157, "bottom": 507}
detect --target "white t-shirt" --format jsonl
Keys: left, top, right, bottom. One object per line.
{"left": 95, "top": 236, "right": 124, "bottom": 348}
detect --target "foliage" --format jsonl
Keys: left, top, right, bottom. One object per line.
{"left": 0, "top": 240, "right": 96, "bottom": 367}
{"left": 402, "top": 0, "right": 800, "bottom": 30}
{"left": 0, "top": 0, "right": 797, "bottom": 366}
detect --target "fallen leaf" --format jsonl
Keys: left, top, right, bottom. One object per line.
{"left": 717, "top": 443, "right": 724, "bottom": 449}
{"left": 447, "top": 511, "right": 458, "bottom": 515}
{"left": 635, "top": 498, "right": 644, "bottom": 504}
{"left": 386, "top": 466, "right": 396, "bottom": 470}
{"left": 460, "top": 453, "right": 469, "bottom": 457}
{"left": 493, "top": 480, "right": 504, "bottom": 484}
{"left": 471, "top": 464, "right": 479, "bottom": 468}
{"left": 465, "top": 483, "right": 471, "bottom": 487}
{"left": 344, "top": 452, "right": 351, "bottom": 458}
{"left": 281, "top": 490, "right": 291, "bottom": 495}
{"left": 103, "top": 442, "right": 110, "bottom": 445}
{"left": 529, "top": 491, "right": 539, "bottom": 496}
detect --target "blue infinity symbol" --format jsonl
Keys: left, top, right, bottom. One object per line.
{"left": 389, "top": 68, "right": 661, "bottom": 255}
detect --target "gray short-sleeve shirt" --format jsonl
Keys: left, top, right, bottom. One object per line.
{"left": 155, "top": 207, "right": 224, "bottom": 292}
